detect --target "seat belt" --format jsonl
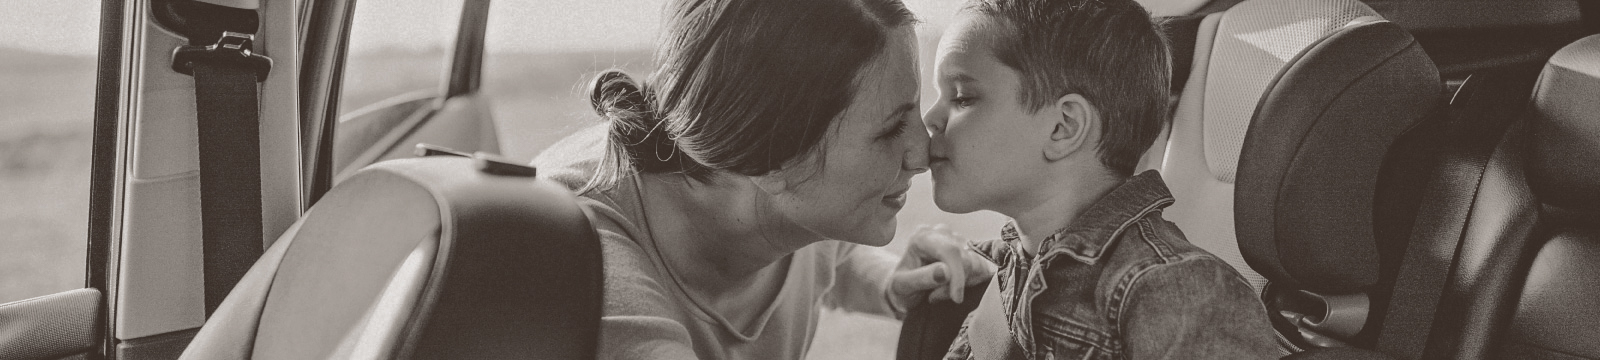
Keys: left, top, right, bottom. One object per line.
{"left": 1375, "top": 113, "right": 1499, "bottom": 359}
{"left": 172, "top": 31, "right": 274, "bottom": 317}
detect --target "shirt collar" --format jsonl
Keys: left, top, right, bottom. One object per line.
{"left": 998, "top": 170, "right": 1175, "bottom": 265}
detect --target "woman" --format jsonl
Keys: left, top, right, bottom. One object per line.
{"left": 533, "top": 0, "right": 992, "bottom": 358}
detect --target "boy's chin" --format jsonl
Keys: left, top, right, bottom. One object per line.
{"left": 931, "top": 189, "right": 981, "bottom": 215}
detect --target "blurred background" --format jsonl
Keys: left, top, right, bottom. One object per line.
{"left": 0, "top": 1, "right": 1011, "bottom": 358}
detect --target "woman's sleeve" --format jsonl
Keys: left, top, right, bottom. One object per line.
{"left": 824, "top": 242, "right": 903, "bottom": 319}
{"left": 583, "top": 198, "right": 700, "bottom": 360}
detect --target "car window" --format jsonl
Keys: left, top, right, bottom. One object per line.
{"left": 0, "top": 0, "right": 102, "bottom": 303}
{"left": 481, "top": 1, "right": 661, "bottom": 160}
{"left": 337, "top": 0, "right": 465, "bottom": 115}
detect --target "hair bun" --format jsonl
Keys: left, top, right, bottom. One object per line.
{"left": 590, "top": 70, "right": 649, "bottom": 117}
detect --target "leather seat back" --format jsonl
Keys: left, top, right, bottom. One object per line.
{"left": 178, "top": 157, "right": 602, "bottom": 359}
{"left": 1496, "top": 33, "right": 1600, "bottom": 359}
{"left": 1155, "top": 0, "right": 1439, "bottom": 295}
{"left": 1151, "top": 0, "right": 1449, "bottom": 352}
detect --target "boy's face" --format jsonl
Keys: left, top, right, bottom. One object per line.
{"left": 924, "top": 15, "right": 1061, "bottom": 214}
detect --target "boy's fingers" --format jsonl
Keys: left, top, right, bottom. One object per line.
{"left": 892, "top": 263, "right": 950, "bottom": 297}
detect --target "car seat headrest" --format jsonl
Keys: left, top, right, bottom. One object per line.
{"left": 180, "top": 158, "right": 603, "bottom": 359}
{"left": 1231, "top": 13, "right": 1442, "bottom": 290}
{"left": 1202, "top": 0, "right": 1380, "bottom": 184}
{"left": 1527, "top": 34, "right": 1600, "bottom": 212}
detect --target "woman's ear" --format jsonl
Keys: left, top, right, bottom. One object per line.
{"left": 749, "top": 172, "right": 790, "bottom": 196}
{"left": 1044, "top": 93, "right": 1099, "bottom": 162}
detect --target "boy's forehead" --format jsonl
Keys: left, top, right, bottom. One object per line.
{"left": 936, "top": 15, "right": 1006, "bottom": 79}
{"left": 936, "top": 14, "right": 1003, "bottom": 67}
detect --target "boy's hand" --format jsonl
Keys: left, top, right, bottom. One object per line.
{"left": 889, "top": 224, "right": 995, "bottom": 309}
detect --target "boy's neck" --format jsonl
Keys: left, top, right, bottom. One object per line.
{"left": 1007, "top": 171, "right": 1125, "bottom": 257}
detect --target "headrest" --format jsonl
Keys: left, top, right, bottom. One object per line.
{"left": 1202, "top": 0, "right": 1381, "bottom": 183}
{"left": 1231, "top": 14, "right": 1441, "bottom": 290}
{"left": 1528, "top": 34, "right": 1600, "bottom": 212}
{"left": 183, "top": 157, "right": 602, "bottom": 359}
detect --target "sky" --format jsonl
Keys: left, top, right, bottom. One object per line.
{"left": 0, "top": 0, "right": 967, "bottom": 56}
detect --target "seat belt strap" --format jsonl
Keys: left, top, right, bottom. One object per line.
{"left": 173, "top": 31, "right": 273, "bottom": 317}
{"left": 1376, "top": 121, "right": 1495, "bottom": 359}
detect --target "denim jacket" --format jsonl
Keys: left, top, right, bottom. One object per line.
{"left": 945, "top": 171, "right": 1280, "bottom": 360}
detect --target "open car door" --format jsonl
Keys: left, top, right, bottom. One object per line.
{"left": 0, "top": 0, "right": 504, "bottom": 359}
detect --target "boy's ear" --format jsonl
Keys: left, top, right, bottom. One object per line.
{"left": 1044, "top": 93, "right": 1099, "bottom": 162}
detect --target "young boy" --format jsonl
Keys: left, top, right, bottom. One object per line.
{"left": 921, "top": 0, "right": 1280, "bottom": 359}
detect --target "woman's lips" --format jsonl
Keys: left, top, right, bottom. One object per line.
{"left": 883, "top": 187, "right": 909, "bottom": 209}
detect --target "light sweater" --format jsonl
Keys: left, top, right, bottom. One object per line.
{"left": 533, "top": 126, "right": 904, "bottom": 360}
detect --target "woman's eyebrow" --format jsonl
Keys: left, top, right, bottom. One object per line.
{"left": 884, "top": 103, "right": 917, "bottom": 123}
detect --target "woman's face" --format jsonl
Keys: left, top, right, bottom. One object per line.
{"left": 763, "top": 28, "right": 929, "bottom": 246}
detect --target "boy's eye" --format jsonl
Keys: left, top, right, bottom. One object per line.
{"left": 950, "top": 96, "right": 976, "bottom": 108}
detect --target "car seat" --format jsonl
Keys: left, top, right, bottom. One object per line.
{"left": 1148, "top": 0, "right": 1456, "bottom": 354}
{"left": 176, "top": 155, "right": 602, "bottom": 359}
{"left": 1489, "top": 33, "right": 1600, "bottom": 360}
{"left": 1289, "top": 32, "right": 1600, "bottom": 360}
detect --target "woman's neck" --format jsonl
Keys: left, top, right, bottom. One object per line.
{"left": 638, "top": 172, "right": 820, "bottom": 296}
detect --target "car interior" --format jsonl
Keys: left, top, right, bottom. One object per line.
{"left": 0, "top": 0, "right": 1596, "bottom": 359}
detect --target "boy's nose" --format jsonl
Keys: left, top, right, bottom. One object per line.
{"left": 923, "top": 103, "right": 948, "bottom": 134}
{"left": 903, "top": 113, "right": 931, "bottom": 174}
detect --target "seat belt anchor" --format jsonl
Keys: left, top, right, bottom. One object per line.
{"left": 171, "top": 31, "right": 273, "bottom": 81}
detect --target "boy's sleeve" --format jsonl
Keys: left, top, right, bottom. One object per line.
{"left": 1116, "top": 258, "right": 1283, "bottom": 360}
{"left": 824, "top": 242, "right": 902, "bottom": 319}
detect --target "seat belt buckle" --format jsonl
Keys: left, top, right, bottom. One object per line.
{"left": 1268, "top": 286, "right": 1370, "bottom": 349}
{"left": 171, "top": 31, "right": 273, "bottom": 81}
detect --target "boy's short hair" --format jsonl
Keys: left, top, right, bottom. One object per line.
{"left": 967, "top": 0, "right": 1171, "bottom": 176}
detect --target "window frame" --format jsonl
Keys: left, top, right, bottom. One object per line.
{"left": 300, "top": 0, "right": 491, "bottom": 207}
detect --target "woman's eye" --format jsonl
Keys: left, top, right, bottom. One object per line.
{"left": 876, "top": 120, "right": 908, "bottom": 141}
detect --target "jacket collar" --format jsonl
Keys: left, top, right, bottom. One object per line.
{"left": 995, "top": 170, "right": 1175, "bottom": 265}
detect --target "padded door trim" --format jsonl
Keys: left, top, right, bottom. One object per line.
{"left": 0, "top": 289, "right": 101, "bottom": 360}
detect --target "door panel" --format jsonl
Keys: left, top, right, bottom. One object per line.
{"left": 0, "top": 289, "right": 101, "bottom": 360}
{"left": 328, "top": 0, "right": 496, "bottom": 183}
{"left": 332, "top": 91, "right": 438, "bottom": 172}
{"left": 335, "top": 93, "right": 499, "bottom": 181}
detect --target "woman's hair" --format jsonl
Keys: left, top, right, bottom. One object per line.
{"left": 582, "top": 0, "right": 917, "bottom": 194}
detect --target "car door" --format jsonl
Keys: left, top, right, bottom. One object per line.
{"left": 0, "top": 0, "right": 495, "bottom": 359}
{"left": 0, "top": 0, "right": 118, "bottom": 358}
{"left": 0, "top": 0, "right": 307, "bottom": 358}
{"left": 317, "top": 0, "right": 498, "bottom": 198}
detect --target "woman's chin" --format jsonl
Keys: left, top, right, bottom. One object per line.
{"left": 840, "top": 221, "right": 897, "bottom": 247}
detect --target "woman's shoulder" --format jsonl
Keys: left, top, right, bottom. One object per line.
{"left": 532, "top": 123, "right": 609, "bottom": 192}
